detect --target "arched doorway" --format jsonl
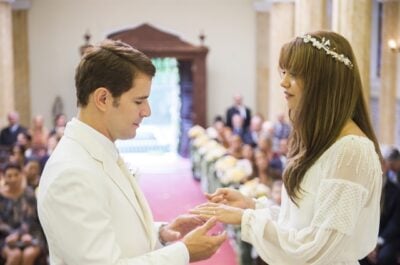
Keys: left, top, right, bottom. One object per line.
{"left": 108, "top": 23, "right": 208, "bottom": 157}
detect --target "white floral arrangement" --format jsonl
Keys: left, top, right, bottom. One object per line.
{"left": 220, "top": 167, "right": 247, "bottom": 185}
{"left": 239, "top": 178, "right": 271, "bottom": 198}
{"left": 215, "top": 156, "right": 254, "bottom": 185}
{"left": 301, "top": 34, "right": 353, "bottom": 68}
{"left": 192, "top": 134, "right": 210, "bottom": 148}
{"left": 236, "top": 159, "right": 253, "bottom": 177}
{"left": 188, "top": 125, "right": 206, "bottom": 139}
{"left": 215, "top": 155, "right": 237, "bottom": 172}
{"left": 204, "top": 145, "right": 227, "bottom": 162}
{"left": 198, "top": 140, "right": 219, "bottom": 155}
{"left": 206, "top": 127, "right": 219, "bottom": 139}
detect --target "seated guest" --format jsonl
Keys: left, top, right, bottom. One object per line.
{"left": 221, "top": 127, "right": 233, "bottom": 149}
{"left": 241, "top": 144, "right": 255, "bottom": 174}
{"left": 361, "top": 148, "right": 400, "bottom": 265}
{"left": 253, "top": 150, "right": 275, "bottom": 187}
{"left": 231, "top": 114, "right": 252, "bottom": 144}
{"left": 24, "top": 160, "right": 42, "bottom": 189}
{"left": 206, "top": 115, "right": 226, "bottom": 143}
{"left": 277, "top": 138, "right": 289, "bottom": 168}
{"left": 227, "top": 134, "right": 244, "bottom": 159}
{"left": 0, "top": 163, "right": 45, "bottom": 265}
{"left": 256, "top": 135, "right": 283, "bottom": 178}
{"left": 0, "top": 111, "right": 27, "bottom": 149}
{"left": 8, "top": 144, "right": 26, "bottom": 168}
{"left": 49, "top": 113, "right": 67, "bottom": 138}
{"left": 386, "top": 148, "right": 400, "bottom": 183}
{"left": 268, "top": 151, "right": 284, "bottom": 180}
{"left": 257, "top": 136, "right": 273, "bottom": 156}
{"left": 273, "top": 113, "right": 291, "bottom": 141}
{"left": 29, "top": 115, "right": 49, "bottom": 151}
{"left": 29, "top": 145, "right": 49, "bottom": 174}
{"left": 16, "top": 132, "right": 33, "bottom": 159}
{"left": 237, "top": 144, "right": 255, "bottom": 184}
{"left": 245, "top": 114, "right": 265, "bottom": 148}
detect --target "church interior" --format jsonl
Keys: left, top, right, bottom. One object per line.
{"left": 0, "top": 0, "right": 400, "bottom": 264}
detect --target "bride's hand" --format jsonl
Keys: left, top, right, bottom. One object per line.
{"left": 206, "top": 188, "right": 255, "bottom": 209}
{"left": 190, "top": 202, "right": 244, "bottom": 225}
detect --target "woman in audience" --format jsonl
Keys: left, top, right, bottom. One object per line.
{"left": 49, "top": 113, "right": 67, "bottom": 138}
{"left": 226, "top": 134, "right": 244, "bottom": 159}
{"left": 253, "top": 149, "right": 275, "bottom": 187}
{"left": 192, "top": 31, "right": 383, "bottom": 264}
{"left": 239, "top": 144, "right": 256, "bottom": 183}
{"left": 256, "top": 136, "right": 273, "bottom": 158}
{"left": 24, "top": 160, "right": 42, "bottom": 189}
{"left": 0, "top": 163, "right": 45, "bottom": 265}
{"left": 16, "top": 132, "right": 33, "bottom": 159}
{"left": 220, "top": 127, "right": 233, "bottom": 149}
{"left": 8, "top": 144, "right": 26, "bottom": 168}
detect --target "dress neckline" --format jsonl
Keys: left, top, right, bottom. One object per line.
{"left": 335, "top": 134, "right": 371, "bottom": 143}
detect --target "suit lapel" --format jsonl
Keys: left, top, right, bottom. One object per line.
{"left": 115, "top": 159, "right": 157, "bottom": 248}
{"left": 103, "top": 161, "right": 147, "bottom": 221}
{"left": 64, "top": 119, "right": 156, "bottom": 248}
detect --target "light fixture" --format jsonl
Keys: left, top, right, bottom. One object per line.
{"left": 388, "top": 39, "right": 400, "bottom": 52}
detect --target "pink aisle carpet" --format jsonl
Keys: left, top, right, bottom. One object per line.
{"left": 125, "top": 153, "right": 238, "bottom": 265}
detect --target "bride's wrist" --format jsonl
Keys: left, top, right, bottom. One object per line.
{"left": 244, "top": 196, "right": 256, "bottom": 209}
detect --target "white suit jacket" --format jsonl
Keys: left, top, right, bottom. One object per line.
{"left": 37, "top": 118, "right": 189, "bottom": 265}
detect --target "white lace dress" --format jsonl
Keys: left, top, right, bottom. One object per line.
{"left": 241, "top": 135, "right": 382, "bottom": 265}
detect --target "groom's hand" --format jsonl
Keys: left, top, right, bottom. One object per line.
{"left": 159, "top": 214, "right": 206, "bottom": 243}
{"left": 182, "top": 217, "right": 227, "bottom": 262}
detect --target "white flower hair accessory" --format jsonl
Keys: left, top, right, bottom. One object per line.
{"left": 301, "top": 34, "right": 354, "bottom": 69}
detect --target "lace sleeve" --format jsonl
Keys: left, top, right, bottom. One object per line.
{"left": 241, "top": 180, "right": 369, "bottom": 264}
{"left": 324, "top": 136, "right": 382, "bottom": 190}
{"left": 312, "top": 179, "right": 368, "bottom": 234}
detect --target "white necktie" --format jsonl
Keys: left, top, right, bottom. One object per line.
{"left": 116, "top": 156, "right": 156, "bottom": 248}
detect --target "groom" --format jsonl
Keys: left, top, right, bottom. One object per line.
{"left": 37, "top": 39, "right": 226, "bottom": 265}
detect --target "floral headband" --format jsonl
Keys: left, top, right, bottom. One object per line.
{"left": 301, "top": 34, "right": 354, "bottom": 69}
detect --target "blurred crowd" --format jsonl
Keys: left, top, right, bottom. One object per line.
{"left": 0, "top": 111, "right": 66, "bottom": 265}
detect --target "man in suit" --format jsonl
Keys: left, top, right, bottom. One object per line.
{"left": 226, "top": 93, "right": 251, "bottom": 129}
{"left": 0, "top": 111, "right": 27, "bottom": 148}
{"left": 37, "top": 40, "right": 226, "bottom": 265}
{"left": 361, "top": 148, "right": 400, "bottom": 265}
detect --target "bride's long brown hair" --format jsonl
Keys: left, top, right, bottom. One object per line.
{"left": 279, "top": 31, "right": 382, "bottom": 204}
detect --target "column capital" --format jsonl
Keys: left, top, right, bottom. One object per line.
{"left": 12, "top": 0, "right": 31, "bottom": 10}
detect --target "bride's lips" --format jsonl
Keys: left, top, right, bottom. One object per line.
{"left": 284, "top": 92, "right": 294, "bottom": 99}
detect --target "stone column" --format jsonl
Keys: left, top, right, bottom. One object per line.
{"left": 0, "top": 0, "right": 15, "bottom": 126}
{"left": 254, "top": 2, "right": 270, "bottom": 118}
{"left": 268, "top": 1, "right": 295, "bottom": 121}
{"left": 379, "top": 1, "right": 399, "bottom": 145}
{"left": 295, "top": 0, "right": 328, "bottom": 35}
{"left": 332, "top": 0, "right": 372, "bottom": 103}
{"left": 13, "top": 9, "right": 31, "bottom": 127}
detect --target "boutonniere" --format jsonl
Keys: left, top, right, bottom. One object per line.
{"left": 128, "top": 164, "right": 139, "bottom": 178}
